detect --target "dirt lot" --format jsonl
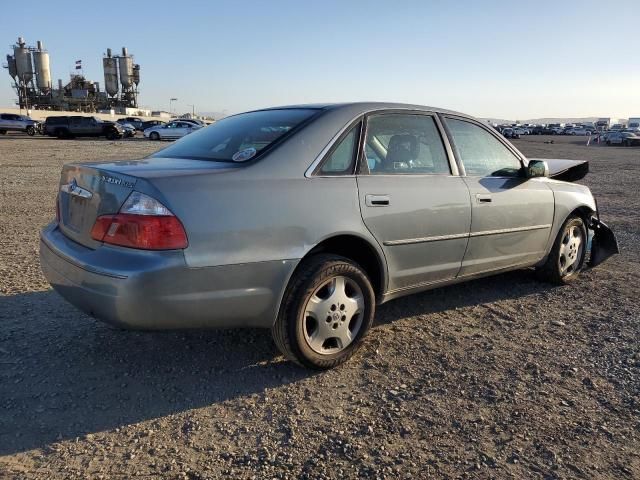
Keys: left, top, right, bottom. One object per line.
{"left": 0, "top": 134, "right": 638, "bottom": 479}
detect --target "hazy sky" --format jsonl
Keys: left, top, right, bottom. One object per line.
{"left": 1, "top": 0, "right": 638, "bottom": 119}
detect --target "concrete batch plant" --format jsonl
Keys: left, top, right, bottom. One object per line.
{"left": 4, "top": 37, "right": 141, "bottom": 113}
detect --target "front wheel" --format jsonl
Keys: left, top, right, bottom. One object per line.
{"left": 26, "top": 126, "right": 35, "bottom": 136}
{"left": 272, "top": 254, "right": 375, "bottom": 369}
{"left": 150, "top": 132, "right": 160, "bottom": 141}
{"left": 536, "top": 215, "right": 588, "bottom": 284}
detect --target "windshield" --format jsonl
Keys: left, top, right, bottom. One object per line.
{"left": 153, "top": 108, "right": 319, "bottom": 162}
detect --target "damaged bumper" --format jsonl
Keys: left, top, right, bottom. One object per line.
{"left": 587, "top": 219, "right": 619, "bottom": 268}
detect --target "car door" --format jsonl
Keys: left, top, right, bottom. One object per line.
{"left": 356, "top": 112, "right": 471, "bottom": 292}
{"left": 442, "top": 116, "right": 554, "bottom": 276}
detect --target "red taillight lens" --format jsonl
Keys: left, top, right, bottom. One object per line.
{"left": 90, "top": 213, "right": 188, "bottom": 250}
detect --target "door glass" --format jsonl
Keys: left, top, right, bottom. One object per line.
{"left": 364, "top": 114, "right": 450, "bottom": 175}
{"left": 446, "top": 118, "right": 522, "bottom": 177}
{"left": 319, "top": 124, "right": 359, "bottom": 175}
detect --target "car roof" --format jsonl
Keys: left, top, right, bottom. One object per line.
{"left": 253, "top": 102, "right": 474, "bottom": 119}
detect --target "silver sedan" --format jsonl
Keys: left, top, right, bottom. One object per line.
{"left": 40, "top": 103, "right": 618, "bottom": 369}
{"left": 143, "top": 120, "right": 202, "bottom": 140}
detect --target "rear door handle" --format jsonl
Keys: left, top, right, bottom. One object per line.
{"left": 365, "top": 194, "right": 390, "bottom": 207}
{"left": 476, "top": 194, "right": 492, "bottom": 204}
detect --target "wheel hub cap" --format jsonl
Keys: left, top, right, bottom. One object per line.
{"left": 558, "top": 225, "right": 584, "bottom": 276}
{"left": 302, "top": 275, "right": 365, "bottom": 355}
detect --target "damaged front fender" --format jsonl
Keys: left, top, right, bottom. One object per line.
{"left": 588, "top": 220, "right": 619, "bottom": 268}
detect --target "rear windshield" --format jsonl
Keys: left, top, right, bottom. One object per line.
{"left": 152, "top": 108, "right": 319, "bottom": 162}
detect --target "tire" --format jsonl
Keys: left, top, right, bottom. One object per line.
{"left": 26, "top": 126, "right": 35, "bottom": 136}
{"left": 536, "top": 215, "right": 588, "bottom": 285}
{"left": 272, "top": 254, "right": 375, "bottom": 370}
{"left": 0, "top": 130, "right": 6, "bottom": 135}
{"left": 150, "top": 132, "right": 160, "bottom": 141}
{"left": 56, "top": 128, "right": 68, "bottom": 139}
{"left": 105, "top": 129, "right": 119, "bottom": 140}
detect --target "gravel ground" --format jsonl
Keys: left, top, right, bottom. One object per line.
{"left": 0, "top": 134, "right": 638, "bottom": 479}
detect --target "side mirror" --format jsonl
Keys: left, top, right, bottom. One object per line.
{"left": 526, "top": 159, "right": 549, "bottom": 178}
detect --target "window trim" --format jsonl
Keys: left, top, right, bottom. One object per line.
{"left": 311, "top": 119, "right": 363, "bottom": 176}
{"left": 357, "top": 110, "right": 458, "bottom": 177}
{"left": 440, "top": 114, "right": 527, "bottom": 178}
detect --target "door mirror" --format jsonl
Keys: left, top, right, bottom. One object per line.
{"left": 526, "top": 159, "right": 549, "bottom": 178}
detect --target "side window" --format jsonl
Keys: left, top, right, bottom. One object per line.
{"left": 364, "top": 114, "right": 450, "bottom": 175}
{"left": 445, "top": 118, "right": 522, "bottom": 177}
{"left": 318, "top": 123, "right": 360, "bottom": 175}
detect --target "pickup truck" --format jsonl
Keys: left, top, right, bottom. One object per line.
{"left": 43, "top": 116, "right": 123, "bottom": 140}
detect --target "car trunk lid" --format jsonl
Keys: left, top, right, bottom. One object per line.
{"left": 57, "top": 158, "right": 241, "bottom": 248}
{"left": 57, "top": 164, "right": 139, "bottom": 248}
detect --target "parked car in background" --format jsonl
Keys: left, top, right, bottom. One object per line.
{"left": 502, "top": 127, "right": 520, "bottom": 139}
{"left": 143, "top": 120, "right": 202, "bottom": 140}
{"left": 40, "top": 102, "right": 618, "bottom": 369}
{"left": 568, "top": 126, "right": 593, "bottom": 136}
{"left": 120, "top": 123, "right": 137, "bottom": 138}
{"left": 117, "top": 117, "right": 145, "bottom": 130}
{"left": 141, "top": 120, "right": 165, "bottom": 130}
{"left": 531, "top": 126, "right": 545, "bottom": 135}
{"left": 610, "top": 124, "right": 625, "bottom": 131}
{"left": 606, "top": 131, "right": 640, "bottom": 146}
{"left": 174, "top": 118, "right": 206, "bottom": 127}
{"left": 513, "top": 127, "right": 527, "bottom": 136}
{"left": 43, "top": 116, "right": 123, "bottom": 139}
{"left": 0, "top": 113, "right": 40, "bottom": 136}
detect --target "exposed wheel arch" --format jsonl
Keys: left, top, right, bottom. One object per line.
{"left": 305, "top": 235, "right": 386, "bottom": 301}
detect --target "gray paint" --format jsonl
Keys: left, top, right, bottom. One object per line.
{"left": 40, "top": 102, "right": 606, "bottom": 330}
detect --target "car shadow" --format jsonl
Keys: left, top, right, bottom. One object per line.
{"left": 0, "top": 269, "right": 554, "bottom": 455}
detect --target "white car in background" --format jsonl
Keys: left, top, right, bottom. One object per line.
{"left": 569, "top": 127, "right": 593, "bottom": 136}
{"left": 144, "top": 120, "right": 202, "bottom": 140}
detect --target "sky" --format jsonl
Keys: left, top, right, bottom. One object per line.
{"left": 1, "top": 0, "right": 639, "bottom": 120}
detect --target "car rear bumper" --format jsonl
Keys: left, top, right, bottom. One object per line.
{"left": 40, "top": 222, "right": 297, "bottom": 330}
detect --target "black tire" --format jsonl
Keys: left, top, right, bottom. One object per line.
{"left": 0, "top": 130, "right": 6, "bottom": 135}
{"left": 150, "top": 131, "right": 160, "bottom": 141}
{"left": 272, "top": 254, "right": 375, "bottom": 370}
{"left": 26, "top": 125, "right": 35, "bottom": 136}
{"left": 56, "top": 128, "right": 68, "bottom": 139}
{"left": 536, "top": 215, "right": 588, "bottom": 285}
{"left": 105, "top": 129, "right": 119, "bottom": 140}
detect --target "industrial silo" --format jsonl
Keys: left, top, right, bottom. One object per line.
{"left": 33, "top": 40, "right": 52, "bottom": 92}
{"left": 103, "top": 48, "right": 119, "bottom": 97}
{"left": 6, "top": 54, "right": 17, "bottom": 79}
{"left": 13, "top": 37, "right": 33, "bottom": 83}
{"left": 118, "top": 47, "right": 133, "bottom": 88}
{"left": 132, "top": 63, "right": 140, "bottom": 86}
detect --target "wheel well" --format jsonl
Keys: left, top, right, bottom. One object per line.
{"left": 306, "top": 235, "right": 385, "bottom": 300}
{"left": 571, "top": 206, "right": 595, "bottom": 225}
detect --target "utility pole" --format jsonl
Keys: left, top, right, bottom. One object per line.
{"left": 187, "top": 104, "right": 195, "bottom": 117}
{"left": 169, "top": 98, "right": 177, "bottom": 115}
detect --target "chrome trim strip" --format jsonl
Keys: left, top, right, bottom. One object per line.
{"left": 383, "top": 224, "right": 551, "bottom": 246}
{"left": 469, "top": 224, "right": 551, "bottom": 237}
{"left": 384, "top": 232, "right": 469, "bottom": 246}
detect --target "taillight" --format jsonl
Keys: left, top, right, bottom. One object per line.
{"left": 90, "top": 192, "right": 188, "bottom": 250}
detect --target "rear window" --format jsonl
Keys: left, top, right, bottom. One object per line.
{"left": 153, "top": 108, "right": 319, "bottom": 162}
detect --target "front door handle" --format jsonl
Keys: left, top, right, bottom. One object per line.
{"left": 365, "top": 194, "right": 390, "bottom": 207}
{"left": 476, "top": 194, "right": 492, "bottom": 204}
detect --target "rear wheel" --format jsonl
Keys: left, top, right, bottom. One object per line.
{"left": 536, "top": 215, "right": 587, "bottom": 284}
{"left": 56, "top": 128, "right": 69, "bottom": 139}
{"left": 272, "top": 254, "right": 375, "bottom": 369}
